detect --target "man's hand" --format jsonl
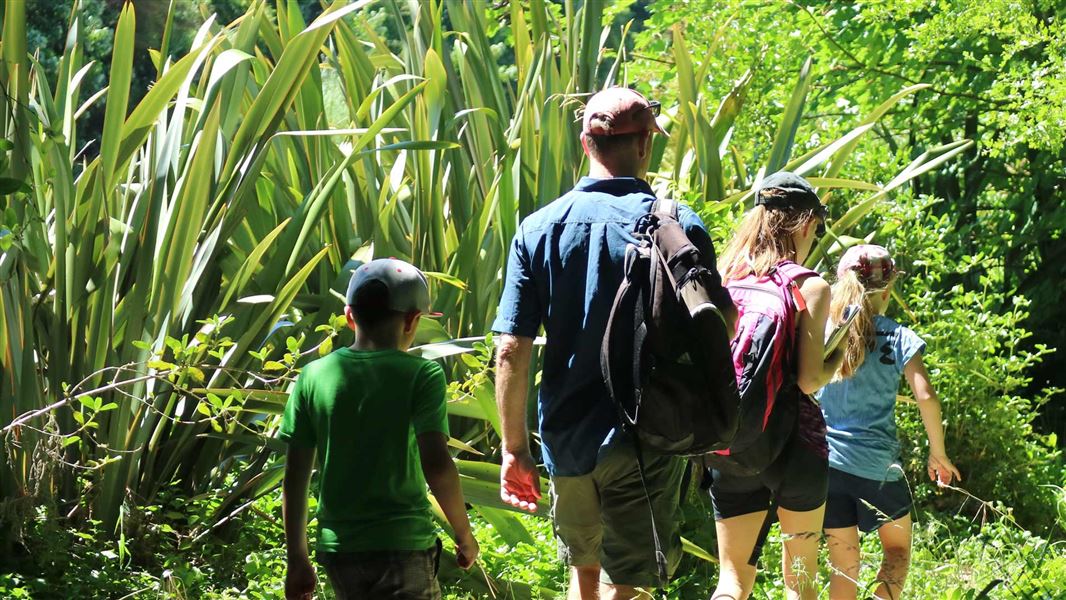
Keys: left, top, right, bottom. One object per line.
{"left": 285, "top": 556, "right": 316, "bottom": 600}
{"left": 928, "top": 453, "right": 961, "bottom": 487}
{"left": 456, "top": 531, "right": 480, "bottom": 570}
{"left": 500, "top": 449, "right": 542, "bottom": 512}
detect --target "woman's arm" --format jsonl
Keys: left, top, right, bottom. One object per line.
{"left": 903, "top": 353, "right": 962, "bottom": 486}
{"left": 795, "top": 275, "right": 845, "bottom": 394}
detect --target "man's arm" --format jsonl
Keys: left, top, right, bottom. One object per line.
{"left": 418, "top": 432, "right": 479, "bottom": 569}
{"left": 495, "top": 334, "right": 541, "bottom": 512}
{"left": 283, "top": 445, "right": 316, "bottom": 600}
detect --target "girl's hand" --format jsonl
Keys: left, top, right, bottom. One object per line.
{"left": 928, "top": 454, "right": 961, "bottom": 487}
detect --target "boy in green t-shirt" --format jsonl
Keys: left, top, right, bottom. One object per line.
{"left": 279, "top": 258, "right": 479, "bottom": 600}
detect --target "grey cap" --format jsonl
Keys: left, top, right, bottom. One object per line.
{"left": 345, "top": 258, "right": 438, "bottom": 315}
{"left": 755, "top": 171, "right": 822, "bottom": 212}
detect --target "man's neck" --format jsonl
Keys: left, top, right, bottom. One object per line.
{"left": 587, "top": 162, "right": 641, "bottom": 179}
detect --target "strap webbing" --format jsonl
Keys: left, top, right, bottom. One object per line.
{"left": 748, "top": 501, "right": 778, "bottom": 566}
{"left": 651, "top": 198, "right": 679, "bottom": 219}
{"left": 631, "top": 433, "right": 669, "bottom": 588}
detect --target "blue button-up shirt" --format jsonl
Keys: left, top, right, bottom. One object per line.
{"left": 492, "top": 177, "right": 732, "bottom": 476}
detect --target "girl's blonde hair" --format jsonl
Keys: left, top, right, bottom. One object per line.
{"left": 830, "top": 269, "right": 894, "bottom": 380}
{"left": 719, "top": 195, "right": 822, "bottom": 282}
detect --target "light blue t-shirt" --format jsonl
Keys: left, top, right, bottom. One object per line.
{"left": 816, "top": 315, "right": 926, "bottom": 481}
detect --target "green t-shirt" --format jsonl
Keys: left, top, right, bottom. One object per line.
{"left": 277, "top": 347, "right": 449, "bottom": 553}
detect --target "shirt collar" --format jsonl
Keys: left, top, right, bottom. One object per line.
{"left": 573, "top": 176, "right": 654, "bottom": 196}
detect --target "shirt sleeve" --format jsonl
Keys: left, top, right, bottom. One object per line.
{"left": 277, "top": 374, "right": 316, "bottom": 448}
{"left": 491, "top": 225, "right": 542, "bottom": 337}
{"left": 411, "top": 361, "right": 450, "bottom": 436}
{"left": 679, "top": 205, "right": 735, "bottom": 312}
{"left": 896, "top": 325, "right": 927, "bottom": 369}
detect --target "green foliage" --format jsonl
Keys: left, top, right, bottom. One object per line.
{"left": 637, "top": 0, "right": 1066, "bottom": 437}
{"left": 2, "top": 1, "right": 1064, "bottom": 598}
{"left": 871, "top": 191, "right": 1063, "bottom": 528}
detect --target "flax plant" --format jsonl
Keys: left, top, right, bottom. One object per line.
{"left": 1, "top": 3, "right": 969, "bottom": 586}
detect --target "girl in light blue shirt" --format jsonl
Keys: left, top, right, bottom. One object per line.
{"left": 817, "top": 245, "right": 961, "bottom": 600}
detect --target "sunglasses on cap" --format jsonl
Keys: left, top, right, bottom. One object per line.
{"left": 814, "top": 205, "right": 828, "bottom": 237}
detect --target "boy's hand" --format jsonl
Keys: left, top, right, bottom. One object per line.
{"left": 456, "top": 532, "right": 480, "bottom": 570}
{"left": 928, "top": 453, "right": 961, "bottom": 487}
{"left": 500, "top": 449, "right": 541, "bottom": 512}
{"left": 285, "top": 556, "right": 317, "bottom": 600}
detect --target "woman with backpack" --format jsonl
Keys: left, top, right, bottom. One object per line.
{"left": 818, "top": 245, "right": 961, "bottom": 600}
{"left": 708, "top": 172, "right": 844, "bottom": 600}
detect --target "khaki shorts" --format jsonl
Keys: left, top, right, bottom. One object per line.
{"left": 550, "top": 439, "right": 686, "bottom": 587}
{"left": 318, "top": 540, "right": 442, "bottom": 600}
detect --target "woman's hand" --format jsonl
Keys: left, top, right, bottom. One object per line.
{"left": 927, "top": 453, "right": 961, "bottom": 487}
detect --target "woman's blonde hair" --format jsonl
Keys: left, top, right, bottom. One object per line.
{"left": 719, "top": 194, "right": 822, "bottom": 282}
{"left": 830, "top": 269, "right": 894, "bottom": 380}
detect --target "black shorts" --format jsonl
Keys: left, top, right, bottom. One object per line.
{"left": 823, "top": 467, "right": 912, "bottom": 532}
{"left": 709, "top": 434, "right": 829, "bottom": 520}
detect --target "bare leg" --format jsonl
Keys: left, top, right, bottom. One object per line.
{"left": 569, "top": 565, "right": 601, "bottom": 600}
{"left": 873, "top": 515, "right": 911, "bottom": 600}
{"left": 825, "top": 526, "right": 861, "bottom": 600}
{"left": 711, "top": 511, "right": 767, "bottom": 600}
{"left": 778, "top": 504, "right": 826, "bottom": 600}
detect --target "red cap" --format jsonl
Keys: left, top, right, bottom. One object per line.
{"left": 581, "top": 87, "right": 667, "bottom": 137}
{"left": 837, "top": 244, "right": 897, "bottom": 288}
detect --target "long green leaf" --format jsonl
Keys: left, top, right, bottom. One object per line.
{"left": 765, "top": 56, "right": 813, "bottom": 174}
{"left": 99, "top": 3, "right": 135, "bottom": 190}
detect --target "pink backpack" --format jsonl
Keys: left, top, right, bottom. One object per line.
{"left": 702, "top": 261, "right": 816, "bottom": 475}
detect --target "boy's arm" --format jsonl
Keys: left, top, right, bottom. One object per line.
{"left": 903, "top": 353, "right": 962, "bottom": 486}
{"left": 496, "top": 334, "right": 541, "bottom": 512}
{"left": 418, "top": 432, "right": 479, "bottom": 569}
{"left": 283, "top": 445, "right": 317, "bottom": 600}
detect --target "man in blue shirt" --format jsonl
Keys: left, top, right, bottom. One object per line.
{"left": 493, "top": 87, "right": 735, "bottom": 597}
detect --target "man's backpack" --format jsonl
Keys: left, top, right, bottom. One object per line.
{"left": 701, "top": 261, "right": 817, "bottom": 476}
{"left": 601, "top": 199, "right": 739, "bottom": 456}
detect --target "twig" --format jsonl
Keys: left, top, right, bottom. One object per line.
{"left": 115, "top": 585, "right": 156, "bottom": 600}
{"left": 789, "top": 1, "right": 1010, "bottom": 107}
{"left": 2, "top": 372, "right": 158, "bottom": 433}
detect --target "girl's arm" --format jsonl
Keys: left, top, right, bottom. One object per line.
{"left": 903, "top": 353, "right": 962, "bottom": 486}
{"left": 795, "top": 275, "right": 846, "bottom": 394}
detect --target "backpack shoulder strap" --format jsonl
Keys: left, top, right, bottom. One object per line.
{"left": 772, "top": 261, "right": 819, "bottom": 313}
{"left": 651, "top": 198, "right": 679, "bottom": 219}
{"left": 774, "top": 260, "right": 818, "bottom": 284}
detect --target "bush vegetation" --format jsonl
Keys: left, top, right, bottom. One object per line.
{"left": 1, "top": 0, "right": 1062, "bottom": 597}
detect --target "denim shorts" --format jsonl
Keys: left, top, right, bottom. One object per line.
{"left": 823, "top": 467, "right": 912, "bottom": 532}
{"left": 550, "top": 438, "right": 686, "bottom": 587}
{"left": 318, "top": 539, "right": 442, "bottom": 600}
